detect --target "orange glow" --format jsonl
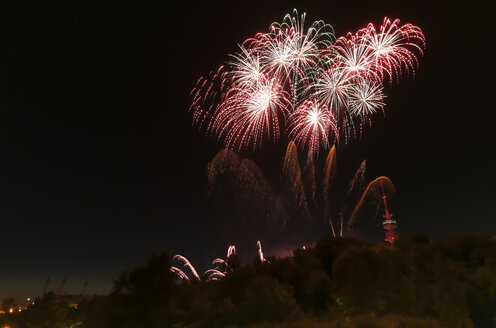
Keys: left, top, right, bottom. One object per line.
{"left": 348, "top": 176, "right": 395, "bottom": 229}
{"left": 322, "top": 146, "right": 337, "bottom": 234}
{"left": 282, "top": 141, "right": 309, "bottom": 217}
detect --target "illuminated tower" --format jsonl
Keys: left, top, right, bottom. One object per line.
{"left": 381, "top": 183, "right": 397, "bottom": 244}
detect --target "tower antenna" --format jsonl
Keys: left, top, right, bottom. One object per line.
{"left": 381, "top": 180, "right": 397, "bottom": 244}
{"left": 42, "top": 277, "right": 50, "bottom": 297}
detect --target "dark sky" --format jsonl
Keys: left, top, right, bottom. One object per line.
{"left": 4, "top": 0, "right": 495, "bottom": 299}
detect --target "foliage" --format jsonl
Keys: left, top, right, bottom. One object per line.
{"left": 3, "top": 234, "right": 496, "bottom": 327}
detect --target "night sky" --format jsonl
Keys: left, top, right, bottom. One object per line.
{"left": 4, "top": 0, "right": 495, "bottom": 300}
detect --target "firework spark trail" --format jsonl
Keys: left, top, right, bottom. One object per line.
{"left": 212, "top": 76, "right": 291, "bottom": 151}
{"left": 288, "top": 100, "right": 337, "bottom": 153}
{"left": 211, "top": 245, "right": 237, "bottom": 273}
{"left": 282, "top": 142, "right": 309, "bottom": 218}
{"left": 348, "top": 79, "right": 386, "bottom": 117}
{"left": 322, "top": 146, "right": 337, "bottom": 236}
{"left": 204, "top": 269, "right": 226, "bottom": 281}
{"left": 238, "top": 159, "right": 274, "bottom": 202}
{"left": 227, "top": 245, "right": 236, "bottom": 258}
{"left": 212, "top": 258, "right": 227, "bottom": 267}
{"left": 348, "top": 176, "right": 395, "bottom": 229}
{"left": 333, "top": 29, "right": 379, "bottom": 80}
{"left": 303, "top": 153, "right": 317, "bottom": 213}
{"left": 257, "top": 240, "right": 266, "bottom": 262}
{"left": 365, "top": 17, "right": 426, "bottom": 83}
{"left": 170, "top": 266, "right": 190, "bottom": 282}
{"left": 347, "top": 160, "right": 367, "bottom": 197}
{"left": 207, "top": 149, "right": 242, "bottom": 195}
{"left": 228, "top": 46, "right": 263, "bottom": 85}
{"left": 246, "top": 10, "right": 334, "bottom": 92}
{"left": 208, "top": 244, "right": 239, "bottom": 282}
{"left": 207, "top": 149, "right": 273, "bottom": 208}
{"left": 333, "top": 159, "right": 367, "bottom": 236}
{"left": 190, "top": 66, "right": 229, "bottom": 132}
{"left": 171, "top": 255, "right": 200, "bottom": 280}
{"left": 311, "top": 64, "right": 352, "bottom": 111}
{"left": 172, "top": 245, "right": 238, "bottom": 283}
{"left": 190, "top": 11, "right": 424, "bottom": 154}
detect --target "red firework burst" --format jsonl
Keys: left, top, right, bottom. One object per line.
{"left": 288, "top": 99, "right": 337, "bottom": 154}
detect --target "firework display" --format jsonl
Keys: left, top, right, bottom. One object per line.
{"left": 190, "top": 10, "right": 425, "bottom": 153}
{"left": 208, "top": 142, "right": 395, "bottom": 240}
{"left": 170, "top": 245, "right": 237, "bottom": 282}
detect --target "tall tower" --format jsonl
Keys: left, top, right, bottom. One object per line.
{"left": 381, "top": 183, "right": 397, "bottom": 244}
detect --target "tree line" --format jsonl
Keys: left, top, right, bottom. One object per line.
{"left": 1, "top": 233, "right": 495, "bottom": 327}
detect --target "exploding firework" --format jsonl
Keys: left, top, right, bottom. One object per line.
{"left": 228, "top": 46, "right": 263, "bottom": 85}
{"left": 259, "top": 10, "right": 334, "bottom": 85}
{"left": 347, "top": 79, "right": 385, "bottom": 117}
{"left": 212, "top": 75, "right": 291, "bottom": 151}
{"left": 257, "top": 240, "right": 266, "bottom": 262}
{"left": 190, "top": 66, "right": 229, "bottom": 131}
{"left": 190, "top": 11, "right": 425, "bottom": 153}
{"left": 288, "top": 100, "right": 337, "bottom": 154}
{"left": 333, "top": 29, "right": 378, "bottom": 80}
{"left": 364, "top": 17, "right": 426, "bottom": 83}
{"left": 311, "top": 64, "right": 353, "bottom": 111}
